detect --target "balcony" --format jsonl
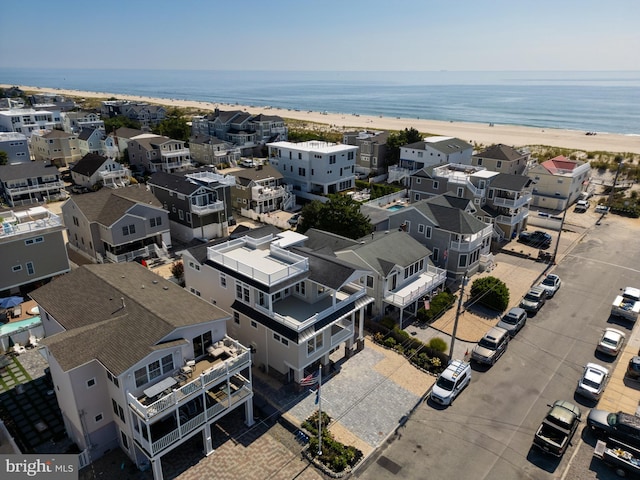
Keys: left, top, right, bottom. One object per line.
{"left": 207, "top": 235, "right": 308, "bottom": 286}
{"left": 128, "top": 342, "right": 251, "bottom": 422}
{"left": 384, "top": 266, "right": 447, "bottom": 307}
{"left": 0, "top": 208, "right": 63, "bottom": 239}
{"left": 496, "top": 208, "right": 529, "bottom": 226}
{"left": 191, "top": 200, "right": 224, "bottom": 215}
{"left": 252, "top": 185, "right": 288, "bottom": 201}
{"left": 6, "top": 180, "right": 65, "bottom": 195}
{"left": 104, "top": 245, "right": 152, "bottom": 263}
{"left": 449, "top": 236, "right": 484, "bottom": 253}
{"left": 492, "top": 193, "right": 532, "bottom": 209}
{"left": 99, "top": 168, "right": 131, "bottom": 182}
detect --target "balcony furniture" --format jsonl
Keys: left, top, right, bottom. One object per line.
{"left": 143, "top": 376, "right": 177, "bottom": 399}
{"left": 207, "top": 344, "right": 225, "bottom": 358}
{"left": 180, "top": 365, "right": 193, "bottom": 377}
{"left": 11, "top": 306, "right": 21, "bottom": 318}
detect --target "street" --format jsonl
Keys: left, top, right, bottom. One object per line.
{"left": 356, "top": 213, "right": 640, "bottom": 480}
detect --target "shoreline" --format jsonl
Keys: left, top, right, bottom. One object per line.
{"left": 5, "top": 84, "right": 640, "bottom": 154}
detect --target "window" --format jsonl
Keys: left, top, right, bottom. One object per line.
{"left": 121, "top": 431, "right": 129, "bottom": 450}
{"left": 433, "top": 181, "right": 439, "bottom": 189}
{"left": 426, "top": 226, "right": 432, "bottom": 238}
{"left": 24, "top": 237, "right": 44, "bottom": 245}
{"left": 12, "top": 265, "right": 22, "bottom": 272}
{"left": 150, "top": 216, "right": 162, "bottom": 227}
{"left": 496, "top": 161, "right": 502, "bottom": 168}
{"left": 458, "top": 254, "right": 468, "bottom": 268}
{"left": 251, "top": 320, "right": 257, "bottom": 329}
{"left": 233, "top": 312, "right": 240, "bottom": 325}
{"left": 95, "top": 413, "right": 103, "bottom": 423}
{"left": 307, "top": 333, "right": 324, "bottom": 355}
{"left": 87, "top": 378, "right": 96, "bottom": 388}
{"left": 188, "top": 261, "right": 200, "bottom": 271}
{"left": 122, "top": 224, "right": 136, "bottom": 236}
{"left": 134, "top": 367, "right": 148, "bottom": 388}
{"left": 190, "top": 287, "right": 201, "bottom": 296}
{"left": 433, "top": 248, "right": 439, "bottom": 262}
{"left": 220, "top": 273, "right": 227, "bottom": 288}
{"left": 26, "top": 262, "right": 35, "bottom": 275}
{"left": 235, "top": 281, "right": 250, "bottom": 302}
{"left": 112, "top": 399, "right": 119, "bottom": 416}
{"left": 366, "top": 275, "right": 374, "bottom": 288}
{"left": 192, "top": 331, "right": 213, "bottom": 358}
{"left": 477, "top": 158, "right": 483, "bottom": 165}
{"left": 161, "top": 354, "right": 173, "bottom": 373}
{"left": 178, "top": 210, "right": 184, "bottom": 220}
{"left": 274, "top": 333, "right": 281, "bottom": 342}
{"left": 148, "top": 360, "right": 161, "bottom": 381}
{"left": 295, "top": 282, "right": 306, "bottom": 296}
{"left": 298, "top": 167, "right": 306, "bottom": 176}
{"left": 258, "top": 291, "right": 266, "bottom": 307}
{"left": 418, "top": 224, "right": 425, "bottom": 234}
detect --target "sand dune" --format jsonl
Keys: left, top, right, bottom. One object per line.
{"left": 6, "top": 84, "right": 640, "bottom": 154}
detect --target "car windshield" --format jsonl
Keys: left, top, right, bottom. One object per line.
{"left": 602, "top": 337, "right": 618, "bottom": 347}
{"left": 608, "top": 413, "right": 619, "bottom": 426}
{"left": 501, "top": 315, "right": 518, "bottom": 325}
{"left": 478, "top": 338, "right": 497, "bottom": 350}
{"left": 524, "top": 293, "right": 540, "bottom": 302}
{"left": 436, "top": 376, "right": 455, "bottom": 391}
{"left": 542, "top": 278, "right": 555, "bottom": 287}
{"left": 582, "top": 378, "right": 600, "bottom": 389}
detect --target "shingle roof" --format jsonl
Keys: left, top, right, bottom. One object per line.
{"left": 67, "top": 184, "right": 163, "bottom": 226}
{"left": 71, "top": 153, "right": 109, "bottom": 177}
{"left": 77, "top": 128, "right": 96, "bottom": 141}
{"left": 289, "top": 247, "right": 363, "bottom": 291}
{"left": 489, "top": 173, "right": 532, "bottom": 191}
{"left": 114, "top": 127, "right": 146, "bottom": 139}
{"left": 410, "top": 197, "right": 489, "bottom": 234}
{"left": 233, "top": 164, "right": 282, "bottom": 186}
{"left": 474, "top": 144, "right": 524, "bottom": 162}
{"left": 41, "top": 129, "right": 75, "bottom": 139}
{"left": 0, "top": 162, "right": 59, "bottom": 181}
{"left": 31, "top": 263, "right": 230, "bottom": 375}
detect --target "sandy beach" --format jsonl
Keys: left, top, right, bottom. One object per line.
{"left": 6, "top": 84, "right": 640, "bottom": 154}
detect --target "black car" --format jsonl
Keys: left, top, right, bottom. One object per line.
{"left": 587, "top": 409, "right": 640, "bottom": 449}
{"left": 627, "top": 356, "right": 640, "bottom": 380}
{"left": 518, "top": 230, "right": 552, "bottom": 248}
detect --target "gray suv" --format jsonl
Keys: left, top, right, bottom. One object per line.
{"left": 497, "top": 307, "right": 527, "bottom": 337}
{"left": 471, "top": 326, "right": 509, "bottom": 366}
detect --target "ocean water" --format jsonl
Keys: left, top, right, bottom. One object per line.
{"left": 1, "top": 68, "right": 639, "bottom": 135}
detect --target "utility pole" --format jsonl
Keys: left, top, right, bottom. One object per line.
{"left": 551, "top": 206, "right": 568, "bottom": 265}
{"left": 607, "top": 160, "right": 624, "bottom": 211}
{"left": 448, "top": 272, "right": 468, "bottom": 361}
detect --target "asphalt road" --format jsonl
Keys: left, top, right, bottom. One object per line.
{"left": 356, "top": 214, "right": 640, "bottom": 480}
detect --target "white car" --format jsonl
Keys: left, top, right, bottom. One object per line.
{"left": 430, "top": 360, "right": 471, "bottom": 406}
{"left": 576, "top": 363, "right": 610, "bottom": 400}
{"left": 596, "top": 328, "right": 626, "bottom": 357}
{"left": 538, "top": 273, "right": 562, "bottom": 298}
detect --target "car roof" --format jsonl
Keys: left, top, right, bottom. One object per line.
{"left": 506, "top": 307, "right": 526, "bottom": 317}
{"left": 584, "top": 364, "right": 608, "bottom": 380}
{"left": 603, "top": 328, "right": 625, "bottom": 338}
{"left": 528, "top": 286, "right": 546, "bottom": 294}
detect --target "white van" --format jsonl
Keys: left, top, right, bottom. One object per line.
{"left": 575, "top": 199, "right": 589, "bottom": 212}
{"left": 430, "top": 360, "right": 471, "bottom": 406}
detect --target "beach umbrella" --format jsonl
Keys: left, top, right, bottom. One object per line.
{"left": 0, "top": 296, "right": 23, "bottom": 309}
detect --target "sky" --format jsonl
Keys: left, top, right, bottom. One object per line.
{"left": 1, "top": 0, "right": 639, "bottom": 71}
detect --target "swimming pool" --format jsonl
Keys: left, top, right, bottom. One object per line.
{"left": 387, "top": 205, "right": 406, "bottom": 212}
{"left": 0, "top": 316, "right": 42, "bottom": 336}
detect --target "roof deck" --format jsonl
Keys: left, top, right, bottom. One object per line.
{"left": 0, "top": 207, "right": 63, "bottom": 239}
{"left": 208, "top": 234, "right": 308, "bottom": 286}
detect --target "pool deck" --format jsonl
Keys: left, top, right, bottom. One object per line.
{"left": 1, "top": 299, "right": 40, "bottom": 325}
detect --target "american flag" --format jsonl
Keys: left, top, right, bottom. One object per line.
{"left": 300, "top": 372, "right": 319, "bottom": 387}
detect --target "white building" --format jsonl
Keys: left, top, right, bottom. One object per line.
{"left": 31, "top": 263, "right": 254, "bottom": 480}
{"left": 0, "top": 132, "right": 30, "bottom": 164}
{"left": 527, "top": 156, "right": 592, "bottom": 210}
{"left": 0, "top": 108, "right": 62, "bottom": 137}
{"left": 267, "top": 141, "right": 357, "bottom": 197}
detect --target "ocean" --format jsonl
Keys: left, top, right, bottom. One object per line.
{"left": 1, "top": 68, "right": 639, "bottom": 135}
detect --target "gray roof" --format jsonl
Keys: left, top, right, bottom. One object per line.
{"left": 489, "top": 173, "right": 532, "bottom": 191}
{"left": 290, "top": 246, "right": 363, "bottom": 290}
{"left": 404, "top": 137, "right": 472, "bottom": 154}
{"left": 475, "top": 144, "right": 525, "bottom": 161}
{"left": 41, "top": 129, "right": 75, "bottom": 139}
{"left": 31, "top": 263, "right": 230, "bottom": 375}
{"left": 67, "top": 184, "right": 163, "bottom": 226}
{"left": 337, "top": 230, "right": 432, "bottom": 276}
{"left": 71, "top": 153, "right": 109, "bottom": 177}
{"left": 302, "top": 228, "right": 360, "bottom": 254}
{"left": 114, "top": 127, "right": 146, "bottom": 139}
{"left": 234, "top": 164, "right": 282, "bottom": 186}
{"left": 77, "top": 128, "right": 96, "bottom": 141}
{"left": 0, "top": 161, "right": 60, "bottom": 181}
{"left": 408, "top": 198, "right": 489, "bottom": 234}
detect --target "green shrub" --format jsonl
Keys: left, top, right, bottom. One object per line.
{"left": 380, "top": 316, "right": 396, "bottom": 330}
{"left": 428, "top": 337, "right": 448, "bottom": 353}
{"left": 417, "top": 291, "right": 456, "bottom": 322}
{"left": 469, "top": 276, "right": 510, "bottom": 312}
{"left": 383, "top": 337, "right": 397, "bottom": 348}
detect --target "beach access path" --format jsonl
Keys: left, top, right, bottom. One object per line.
{"left": 5, "top": 84, "right": 640, "bottom": 155}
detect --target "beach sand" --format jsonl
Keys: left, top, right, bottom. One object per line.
{"left": 6, "top": 84, "right": 640, "bottom": 154}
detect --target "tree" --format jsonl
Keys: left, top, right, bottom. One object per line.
{"left": 386, "top": 127, "right": 423, "bottom": 165}
{"left": 297, "top": 195, "right": 372, "bottom": 239}
{"left": 0, "top": 151, "right": 8, "bottom": 166}
{"left": 153, "top": 108, "right": 190, "bottom": 142}
{"left": 104, "top": 116, "right": 141, "bottom": 134}
{"left": 469, "top": 276, "right": 510, "bottom": 312}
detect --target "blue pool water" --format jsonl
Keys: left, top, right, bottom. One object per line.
{"left": 0, "top": 316, "right": 42, "bottom": 336}
{"left": 387, "top": 205, "right": 406, "bottom": 212}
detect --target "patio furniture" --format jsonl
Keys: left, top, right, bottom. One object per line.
{"left": 142, "top": 376, "right": 178, "bottom": 399}
{"left": 12, "top": 343, "right": 27, "bottom": 355}
{"left": 12, "top": 305, "right": 22, "bottom": 318}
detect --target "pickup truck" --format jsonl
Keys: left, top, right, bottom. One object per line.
{"left": 518, "top": 230, "right": 552, "bottom": 248}
{"left": 533, "top": 400, "right": 582, "bottom": 457}
{"left": 611, "top": 287, "right": 640, "bottom": 322}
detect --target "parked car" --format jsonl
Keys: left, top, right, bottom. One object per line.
{"left": 518, "top": 230, "right": 552, "bottom": 248}
{"left": 533, "top": 400, "right": 582, "bottom": 457}
{"left": 627, "top": 356, "right": 640, "bottom": 380}
{"left": 288, "top": 213, "right": 301, "bottom": 227}
{"left": 575, "top": 200, "right": 590, "bottom": 212}
{"left": 71, "top": 185, "right": 90, "bottom": 194}
{"left": 595, "top": 205, "right": 610, "bottom": 214}
{"left": 520, "top": 286, "right": 548, "bottom": 314}
{"left": 471, "top": 326, "right": 509, "bottom": 366}
{"left": 497, "top": 307, "right": 527, "bottom": 337}
{"left": 430, "top": 360, "right": 471, "bottom": 406}
{"left": 576, "top": 363, "right": 610, "bottom": 400}
{"left": 587, "top": 410, "right": 640, "bottom": 449}
{"left": 538, "top": 273, "right": 562, "bottom": 298}
{"left": 596, "top": 328, "right": 626, "bottom": 357}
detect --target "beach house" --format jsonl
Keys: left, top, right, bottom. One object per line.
{"left": 267, "top": 140, "right": 357, "bottom": 200}
{"left": 61, "top": 110, "right": 105, "bottom": 134}
{"left": 30, "top": 263, "right": 253, "bottom": 480}
{"left": 0, "top": 162, "right": 67, "bottom": 207}
{"left": 0, "top": 132, "right": 30, "bottom": 164}
{"left": 0, "top": 205, "right": 70, "bottom": 294}
{"left": 343, "top": 130, "right": 391, "bottom": 177}
{"left": 128, "top": 134, "right": 192, "bottom": 175}
{"left": 231, "top": 163, "right": 295, "bottom": 215}
{"left": 471, "top": 143, "right": 531, "bottom": 175}
{"left": 0, "top": 108, "right": 62, "bottom": 137}
{"left": 30, "top": 129, "right": 81, "bottom": 167}
{"left": 61, "top": 185, "right": 171, "bottom": 264}
{"left": 180, "top": 226, "right": 373, "bottom": 384}
{"left": 527, "top": 155, "right": 591, "bottom": 210}
{"left": 147, "top": 168, "right": 235, "bottom": 242}
{"left": 70, "top": 153, "right": 131, "bottom": 189}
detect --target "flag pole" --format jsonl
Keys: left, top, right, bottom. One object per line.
{"left": 317, "top": 364, "right": 322, "bottom": 457}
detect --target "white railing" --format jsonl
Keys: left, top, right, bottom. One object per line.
{"left": 151, "top": 428, "right": 180, "bottom": 454}
{"left": 191, "top": 200, "right": 224, "bottom": 214}
{"left": 6, "top": 180, "right": 65, "bottom": 194}
{"left": 330, "top": 323, "right": 353, "bottom": 347}
{"left": 492, "top": 193, "right": 532, "bottom": 209}
{"left": 449, "top": 237, "right": 484, "bottom": 253}
{"left": 0, "top": 213, "right": 63, "bottom": 238}
{"left": 496, "top": 208, "right": 529, "bottom": 226}
{"left": 384, "top": 268, "right": 447, "bottom": 307}
{"left": 128, "top": 351, "right": 251, "bottom": 420}
{"left": 104, "top": 245, "right": 150, "bottom": 263}
{"left": 99, "top": 169, "right": 131, "bottom": 181}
